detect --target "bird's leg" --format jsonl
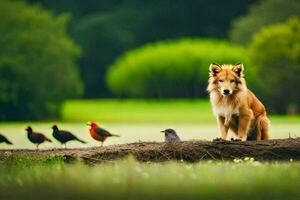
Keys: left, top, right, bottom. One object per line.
{"left": 64, "top": 143, "right": 67, "bottom": 149}
{"left": 101, "top": 142, "right": 103, "bottom": 147}
{"left": 36, "top": 144, "right": 39, "bottom": 150}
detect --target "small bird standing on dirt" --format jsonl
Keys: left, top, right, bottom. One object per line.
{"left": 161, "top": 128, "right": 181, "bottom": 142}
{"left": 51, "top": 125, "right": 86, "bottom": 147}
{"left": 0, "top": 134, "right": 13, "bottom": 145}
{"left": 25, "top": 126, "right": 51, "bottom": 149}
{"left": 87, "top": 122, "right": 120, "bottom": 146}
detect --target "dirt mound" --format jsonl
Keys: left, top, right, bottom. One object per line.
{"left": 1, "top": 138, "right": 300, "bottom": 164}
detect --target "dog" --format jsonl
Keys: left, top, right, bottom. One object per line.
{"left": 207, "top": 63, "right": 270, "bottom": 141}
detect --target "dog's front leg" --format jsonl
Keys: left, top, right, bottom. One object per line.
{"left": 224, "top": 115, "right": 231, "bottom": 128}
{"left": 237, "top": 111, "right": 252, "bottom": 141}
{"left": 217, "top": 116, "right": 229, "bottom": 140}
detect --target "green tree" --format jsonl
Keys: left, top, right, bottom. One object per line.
{"left": 0, "top": 0, "right": 82, "bottom": 120}
{"left": 249, "top": 18, "right": 300, "bottom": 114}
{"left": 230, "top": 0, "right": 300, "bottom": 44}
{"left": 71, "top": 11, "right": 135, "bottom": 98}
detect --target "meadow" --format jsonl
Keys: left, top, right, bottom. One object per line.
{"left": 62, "top": 99, "right": 300, "bottom": 123}
{"left": 0, "top": 99, "right": 300, "bottom": 200}
{"left": 0, "top": 156, "right": 299, "bottom": 200}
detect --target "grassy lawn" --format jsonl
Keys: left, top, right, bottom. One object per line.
{"left": 62, "top": 99, "right": 214, "bottom": 123}
{"left": 1, "top": 99, "right": 299, "bottom": 199}
{"left": 0, "top": 156, "right": 299, "bottom": 200}
{"left": 62, "top": 99, "right": 300, "bottom": 124}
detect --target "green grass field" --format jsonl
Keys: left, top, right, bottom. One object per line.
{"left": 0, "top": 156, "right": 299, "bottom": 200}
{"left": 62, "top": 99, "right": 214, "bottom": 123}
{"left": 62, "top": 99, "right": 300, "bottom": 123}
{"left": 1, "top": 99, "right": 300, "bottom": 199}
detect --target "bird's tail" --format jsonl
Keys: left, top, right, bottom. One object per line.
{"left": 5, "top": 139, "right": 13, "bottom": 145}
{"left": 77, "top": 138, "right": 86, "bottom": 144}
{"left": 45, "top": 138, "right": 52, "bottom": 143}
{"left": 111, "top": 134, "right": 121, "bottom": 137}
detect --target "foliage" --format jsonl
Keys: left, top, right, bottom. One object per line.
{"left": 71, "top": 11, "right": 135, "bottom": 97}
{"left": 0, "top": 157, "right": 299, "bottom": 200}
{"left": 249, "top": 18, "right": 300, "bottom": 114}
{"left": 107, "top": 38, "right": 250, "bottom": 98}
{"left": 27, "top": 0, "right": 256, "bottom": 98}
{"left": 0, "top": 0, "right": 82, "bottom": 120}
{"left": 230, "top": 0, "right": 300, "bottom": 44}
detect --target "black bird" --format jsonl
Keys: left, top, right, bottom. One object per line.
{"left": 0, "top": 134, "right": 13, "bottom": 145}
{"left": 51, "top": 125, "right": 86, "bottom": 147}
{"left": 25, "top": 126, "right": 52, "bottom": 149}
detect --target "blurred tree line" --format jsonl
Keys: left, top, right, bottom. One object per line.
{"left": 0, "top": 0, "right": 299, "bottom": 120}
{"left": 27, "top": 0, "right": 257, "bottom": 98}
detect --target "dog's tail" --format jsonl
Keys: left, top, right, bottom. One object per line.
{"left": 256, "top": 114, "right": 270, "bottom": 140}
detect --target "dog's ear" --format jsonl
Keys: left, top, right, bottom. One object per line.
{"left": 233, "top": 63, "right": 244, "bottom": 77}
{"left": 209, "top": 63, "right": 221, "bottom": 77}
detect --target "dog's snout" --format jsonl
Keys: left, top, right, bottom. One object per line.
{"left": 223, "top": 89, "right": 230, "bottom": 95}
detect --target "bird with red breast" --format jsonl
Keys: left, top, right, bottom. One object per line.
{"left": 87, "top": 122, "right": 120, "bottom": 146}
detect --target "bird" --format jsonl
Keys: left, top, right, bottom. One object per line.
{"left": 25, "top": 126, "right": 51, "bottom": 149}
{"left": 51, "top": 125, "right": 86, "bottom": 147}
{"left": 87, "top": 122, "right": 120, "bottom": 146}
{"left": 0, "top": 134, "right": 13, "bottom": 145}
{"left": 161, "top": 128, "right": 181, "bottom": 142}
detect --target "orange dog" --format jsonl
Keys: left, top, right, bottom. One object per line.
{"left": 207, "top": 63, "right": 270, "bottom": 141}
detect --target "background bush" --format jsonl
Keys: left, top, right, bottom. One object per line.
{"left": 249, "top": 18, "right": 300, "bottom": 114}
{"left": 0, "top": 0, "right": 82, "bottom": 120}
{"left": 107, "top": 38, "right": 252, "bottom": 98}
{"left": 230, "top": 0, "right": 300, "bottom": 44}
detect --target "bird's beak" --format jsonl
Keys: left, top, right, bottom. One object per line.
{"left": 160, "top": 130, "right": 165, "bottom": 133}
{"left": 86, "top": 122, "right": 92, "bottom": 126}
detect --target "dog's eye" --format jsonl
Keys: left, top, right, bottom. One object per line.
{"left": 218, "top": 80, "right": 223, "bottom": 83}
{"left": 230, "top": 80, "right": 235, "bottom": 83}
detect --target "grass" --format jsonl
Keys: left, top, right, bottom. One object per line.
{"left": 0, "top": 156, "right": 299, "bottom": 200}
{"left": 1, "top": 99, "right": 299, "bottom": 199}
{"left": 62, "top": 99, "right": 300, "bottom": 124}
{"left": 61, "top": 99, "right": 215, "bottom": 123}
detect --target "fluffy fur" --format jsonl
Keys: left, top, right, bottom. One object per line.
{"left": 207, "top": 63, "right": 270, "bottom": 141}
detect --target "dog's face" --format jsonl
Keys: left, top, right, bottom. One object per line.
{"left": 208, "top": 63, "right": 244, "bottom": 96}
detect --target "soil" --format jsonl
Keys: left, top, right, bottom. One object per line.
{"left": 1, "top": 138, "right": 300, "bottom": 164}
